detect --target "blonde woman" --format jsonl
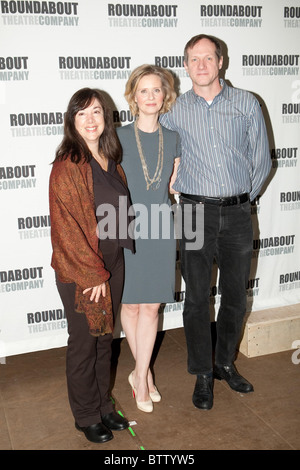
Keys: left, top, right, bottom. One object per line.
{"left": 117, "top": 65, "right": 180, "bottom": 412}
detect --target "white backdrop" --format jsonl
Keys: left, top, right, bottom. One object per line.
{"left": 1, "top": 0, "right": 300, "bottom": 357}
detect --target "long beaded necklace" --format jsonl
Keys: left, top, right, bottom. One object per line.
{"left": 134, "top": 119, "right": 164, "bottom": 191}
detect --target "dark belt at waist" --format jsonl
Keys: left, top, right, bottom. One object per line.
{"left": 181, "top": 193, "right": 249, "bottom": 207}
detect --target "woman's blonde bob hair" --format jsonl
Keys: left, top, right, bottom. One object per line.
{"left": 124, "top": 64, "right": 177, "bottom": 117}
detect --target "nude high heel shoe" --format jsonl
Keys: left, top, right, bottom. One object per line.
{"left": 149, "top": 386, "right": 161, "bottom": 403}
{"left": 128, "top": 371, "right": 153, "bottom": 413}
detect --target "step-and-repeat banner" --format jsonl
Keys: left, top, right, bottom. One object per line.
{"left": 1, "top": 0, "right": 300, "bottom": 357}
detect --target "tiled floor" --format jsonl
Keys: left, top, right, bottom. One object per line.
{"left": 0, "top": 326, "right": 299, "bottom": 451}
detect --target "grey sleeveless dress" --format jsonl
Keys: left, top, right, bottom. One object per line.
{"left": 117, "top": 122, "right": 180, "bottom": 304}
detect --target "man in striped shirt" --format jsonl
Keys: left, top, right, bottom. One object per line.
{"left": 160, "top": 34, "right": 271, "bottom": 410}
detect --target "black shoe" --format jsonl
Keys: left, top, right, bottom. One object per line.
{"left": 101, "top": 411, "right": 129, "bottom": 431}
{"left": 192, "top": 374, "right": 213, "bottom": 410}
{"left": 214, "top": 364, "right": 254, "bottom": 393}
{"left": 75, "top": 422, "right": 113, "bottom": 443}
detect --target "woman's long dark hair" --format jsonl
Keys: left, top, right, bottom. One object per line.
{"left": 54, "top": 88, "right": 122, "bottom": 164}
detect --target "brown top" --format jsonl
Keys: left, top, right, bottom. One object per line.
{"left": 49, "top": 155, "right": 128, "bottom": 336}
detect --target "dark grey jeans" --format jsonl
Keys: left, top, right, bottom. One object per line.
{"left": 179, "top": 196, "right": 253, "bottom": 375}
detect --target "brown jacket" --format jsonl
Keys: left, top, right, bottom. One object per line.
{"left": 49, "top": 156, "right": 126, "bottom": 336}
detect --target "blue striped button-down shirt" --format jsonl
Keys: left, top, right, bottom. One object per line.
{"left": 160, "top": 80, "right": 271, "bottom": 201}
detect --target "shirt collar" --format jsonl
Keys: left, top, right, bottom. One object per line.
{"left": 188, "top": 78, "right": 230, "bottom": 104}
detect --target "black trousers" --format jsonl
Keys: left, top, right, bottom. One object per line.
{"left": 56, "top": 241, "right": 124, "bottom": 427}
{"left": 180, "top": 197, "right": 253, "bottom": 375}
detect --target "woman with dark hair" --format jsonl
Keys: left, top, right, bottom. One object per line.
{"left": 49, "top": 88, "right": 133, "bottom": 443}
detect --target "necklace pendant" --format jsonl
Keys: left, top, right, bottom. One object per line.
{"left": 152, "top": 180, "right": 161, "bottom": 190}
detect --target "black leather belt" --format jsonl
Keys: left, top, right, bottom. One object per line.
{"left": 181, "top": 193, "right": 249, "bottom": 206}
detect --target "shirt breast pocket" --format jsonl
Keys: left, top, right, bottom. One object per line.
{"left": 219, "top": 113, "right": 248, "bottom": 151}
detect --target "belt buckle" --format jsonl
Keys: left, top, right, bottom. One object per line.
{"left": 221, "top": 197, "right": 230, "bottom": 206}
{"left": 223, "top": 196, "right": 236, "bottom": 206}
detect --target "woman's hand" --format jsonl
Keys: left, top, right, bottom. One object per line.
{"left": 83, "top": 282, "right": 106, "bottom": 302}
{"left": 169, "top": 157, "right": 180, "bottom": 194}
